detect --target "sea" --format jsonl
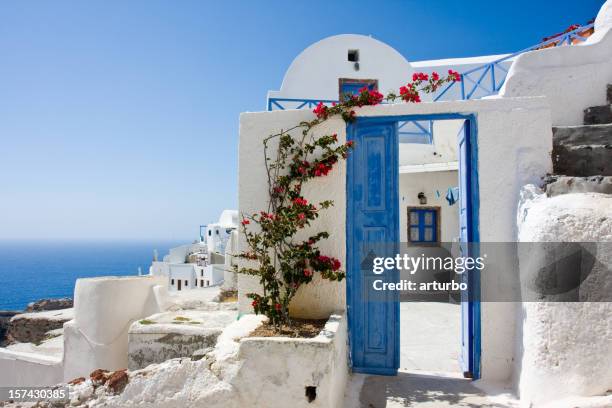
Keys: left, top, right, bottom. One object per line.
{"left": 0, "top": 240, "right": 184, "bottom": 311}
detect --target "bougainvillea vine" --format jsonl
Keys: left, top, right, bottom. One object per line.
{"left": 237, "top": 71, "right": 460, "bottom": 327}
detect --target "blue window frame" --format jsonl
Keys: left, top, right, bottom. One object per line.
{"left": 407, "top": 207, "right": 439, "bottom": 244}
{"left": 338, "top": 78, "right": 378, "bottom": 102}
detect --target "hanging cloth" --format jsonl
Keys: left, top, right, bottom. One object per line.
{"left": 446, "top": 187, "right": 459, "bottom": 206}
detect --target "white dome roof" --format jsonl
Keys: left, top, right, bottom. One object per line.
{"left": 269, "top": 34, "right": 414, "bottom": 101}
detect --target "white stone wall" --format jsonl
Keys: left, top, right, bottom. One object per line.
{"left": 500, "top": 23, "right": 612, "bottom": 126}
{"left": 515, "top": 187, "right": 612, "bottom": 406}
{"left": 238, "top": 110, "right": 347, "bottom": 319}
{"left": 63, "top": 275, "right": 164, "bottom": 381}
{"left": 398, "top": 119, "right": 462, "bottom": 166}
{"left": 0, "top": 350, "right": 62, "bottom": 386}
{"left": 238, "top": 96, "right": 552, "bottom": 382}
{"left": 234, "top": 313, "right": 348, "bottom": 408}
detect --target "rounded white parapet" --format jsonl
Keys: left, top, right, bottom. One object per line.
{"left": 73, "top": 276, "right": 164, "bottom": 345}
{"left": 63, "top": 275, "right": 165, "bottom": 380}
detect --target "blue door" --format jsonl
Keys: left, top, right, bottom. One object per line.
{"left": 347, "top": 121, "right": 399, "bottom": 375}
{"left": 458, "top": 119, "right": 481, "bottom": 379}
{"left": 348, "top": 114, "right": 479, "bottom": 378}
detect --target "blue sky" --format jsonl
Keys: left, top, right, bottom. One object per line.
{"left": 0, "top": 0, "right": 603, "bottom": 241}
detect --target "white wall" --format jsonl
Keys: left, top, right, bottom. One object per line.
{"left": 516, "top": 187, "right": 612, "bottom": 406}
{"left": 238, "top": 110, "right": 348, "bottom": 319}
{"left": 234, "top": 313, "right": 348, "bottom": 408}
{"left": 398, "top": 119, "right": 462, "bottom": 166}
{"left": 0, "top": 350, "right": 62, "bottom": 386}
{"left": 164, "top": 245, "right": 191, "bottom": 263}
{"left": 238, "top": 96, "right": 553, "bottom": 383}
{"left": 63, "top": 275, "right": 164, "bottom": 381}
{"left": 268, "top": 34, "right": 413, "bottom": 103}
{"left": 500, "top": 23, "right": 612, "bottom": 126}
{"left": 222, "top": 230, "right": 239, "bottom": 291}
{"left": 398, "top": 170, "right": 459, "bottom": 243}
{"left": 168, "top": 264, "right": 196, "bottom": 290}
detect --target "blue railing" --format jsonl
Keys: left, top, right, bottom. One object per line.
{"left": 267, "top": 98, "right": 338, "bottom": 111}
{"left": 268, "top": 23, "right": 594, "bottom": 109}
{"left": 266, "top": 23, "right": 594, "bottom": 142}
{"left": 432, "top": 22, "right": 594, "bottom": 101}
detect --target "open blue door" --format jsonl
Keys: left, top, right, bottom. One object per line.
{"left": 458, "top": 119, "right": 481, "bottom": 379}
{"left": 347, "top": 121, "right": 399, "bottom": 376}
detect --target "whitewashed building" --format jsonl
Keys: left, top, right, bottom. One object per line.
{"left": 237, "top": 4, "right": 612, "bottom": 407}
{"left": 150, "top": 209, "right": 238, "bottom": 291}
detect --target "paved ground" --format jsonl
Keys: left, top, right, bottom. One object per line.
{"left": 349, "top": 370, "right": 518, "bottom": 408}
{"left": 344, "top": 302, "right": 519, "bottom": 407}
{"left": 400, "top": 302, "right": 461, "bottom": 373}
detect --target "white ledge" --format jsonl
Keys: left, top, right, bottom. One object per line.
{"left": 399, "top": 161, "right": 458, "bottom": 174}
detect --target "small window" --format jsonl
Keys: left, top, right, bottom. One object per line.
{"left": 348, "top": 49, "right": 359, "bottom": 62}
{"left": 208, "top": 230, "right": 212, "bottom": 236}
{"left": 200, "top": 280, "right": 204, "bottom": 287}
{"left": 216, "top": 230, "right": 219, "bottom": 235}
{"left": 407, "top": 207, "right": 440, "bottom": 245}
{"left": 201, "top": 270, "right": 204, "bottom": 277}
{"left": 184, "top": 280, "right": 188, "bottom": 286}
{"left": 206, "top": 280, "right": 210, "bottom": 286}
{"left": 171, "top": 279, "right": 175, "bottom": 285}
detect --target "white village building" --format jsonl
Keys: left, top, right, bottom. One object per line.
{"left": 149, "top": 209, "right": 238, "bottom": 290}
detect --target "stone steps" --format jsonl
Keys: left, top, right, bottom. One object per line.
{"left": 544, "top": 175, "right": 612, "bottom": 197}
{"left": 583, "top": 85, "right": 612, "bottom": 125}
{"left": 552, "top": 123, "right": 612, "bottom": 176}
{"left": 584, "top": 105, "right": 612, "bottom": 125}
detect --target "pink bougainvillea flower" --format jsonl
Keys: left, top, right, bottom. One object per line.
{"left": 399, "top": 84, "right": 421, "bottom": 103}
{"left": 298, "top": 213, "right": 305, "bottom": 220}
{"left": 313, "top": 101, "right": 328, "bottom": 119}
{"left": 293, "top": 197, "right": 308, "bottom": 206}
{"left": 432, "top": 71, "right": 440, "bottom": 81}
{"left": 241, "top": 219, "right": 250, "bottom": 225}
{"left": 412, "top": 72, "right": 428, "bottom": 81}
{"left": 275, "top": 303, "right": 282, "bottom": 311}
{"left": 303, "top": 269, "right": 313, "bottom": 277}
{"left": 448, "top": 69, "right": 461, "bottom": 82}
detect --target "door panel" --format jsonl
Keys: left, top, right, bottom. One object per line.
{"left": 458, "top": 119, "right": 480, "bottom": 378}
{"left": 347, "top": 121, "right": 399, "bottom": 375}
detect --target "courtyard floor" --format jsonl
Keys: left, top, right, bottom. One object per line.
{"left": 344, "top": 302, "right": 519, "bottom": 407}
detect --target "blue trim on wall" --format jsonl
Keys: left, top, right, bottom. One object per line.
{"left": 346, "top": 112, "right": 481, "bottom": 380}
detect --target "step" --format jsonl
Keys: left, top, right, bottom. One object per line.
{"left": 544, "top": 175, "right": 612, "bottom": 197}
{"left": 584, "top": 105, "right": 612, "bottom": 125}
{"left": 552, "top": 124, "right": 612, "bottom": 176}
